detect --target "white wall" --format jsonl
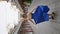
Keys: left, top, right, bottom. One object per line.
{"left": 0, "top": 1, "right": 18, "bottom": 34}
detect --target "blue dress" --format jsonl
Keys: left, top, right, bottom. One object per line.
{"left": 32, "top": 5, "right": 50, "bottom": 24}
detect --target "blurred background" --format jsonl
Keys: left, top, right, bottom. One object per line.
{"left": 0, "top": 0, "right": 60, "bottom": 34}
